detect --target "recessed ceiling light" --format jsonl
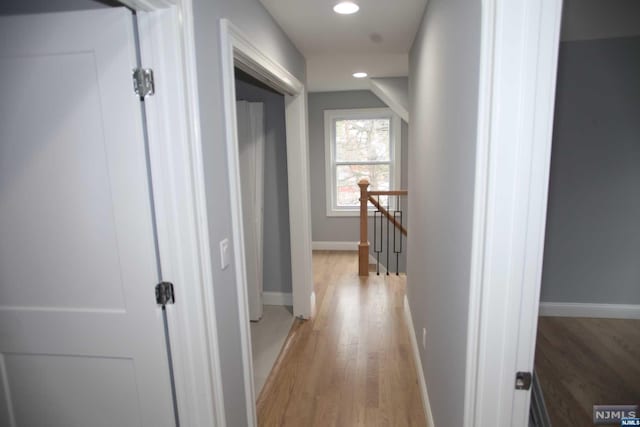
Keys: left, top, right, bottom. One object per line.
{"left": 352, "top": 72, "right": 368, "bottom": 78}
{"left": 334, "top": 1, "right": 359, "bottom": 15}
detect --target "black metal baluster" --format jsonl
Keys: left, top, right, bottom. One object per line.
{"left": 374, "top": 210, "right": 378, "bottom": 276}
{"left": 386, "top": 195, "right": 390, "bottom": 276}
{"left": 394, "top": 195, "right": 402, "bottom": 276}
{"left": 399, "top": 197, "right": 403, "bottom": 259}
{"left": 374, "top": 196, "right": 382, "bottom": 276}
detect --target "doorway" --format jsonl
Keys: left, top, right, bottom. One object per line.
{"left": 218, "top": 19, "right": 314, "bottom": 425}
{"left": 530, "top": 2, "right": 640, "bottom": 425}
{"left": 234, "top": 68, "right": 296, "bottom": 395}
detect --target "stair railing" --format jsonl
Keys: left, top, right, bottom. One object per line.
{"left": 358, "top": 178, "right": 408, "bottom": 276}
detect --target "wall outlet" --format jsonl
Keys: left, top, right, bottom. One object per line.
{"left": 422, "top": 328, "right": 427, "bottom": 349}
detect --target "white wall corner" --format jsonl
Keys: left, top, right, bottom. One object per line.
{"left": 263, "top": 291, "right": 293, "bottom": 306}
{"left": 539, "top": 302, "right": 640, "bottom": 319}
{"left": 404, "top": 296, "right": 436, "bottom": 427}
{"left": 369, "top": 77, "right": 410, "bottom": 123}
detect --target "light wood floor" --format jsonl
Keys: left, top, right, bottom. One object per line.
{"left": 535, "top": 316, "right": 640, "bottom": 426}
{"left": 256, "top": 251, "right": 426, "bottom": 426}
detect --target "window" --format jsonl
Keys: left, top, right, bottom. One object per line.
{"left": 324, "top": 108, "right": 401, "bottom": 216}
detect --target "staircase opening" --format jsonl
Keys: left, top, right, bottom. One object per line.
{"left": 356, "top": 178, "right": 408, "bottom": 276}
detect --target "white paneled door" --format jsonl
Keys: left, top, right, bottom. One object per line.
{"left": 0, "top": 8, "right": 175, "bottom": 427}
{"left": 237, "top": 101, "right": 265, "bottom": 322}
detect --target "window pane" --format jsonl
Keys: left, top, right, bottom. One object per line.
{"left": 335, "top": 118, "right": 390, "bottom": 162}
{"left": 336, "top": 164, "right": 390, "bottom": 207}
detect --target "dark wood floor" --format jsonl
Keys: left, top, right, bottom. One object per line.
{"left": 535, "top": 316, "right": 640, "bottom": 426}
{"left": 256, "top": 251, "right": 426, "bottom": 426}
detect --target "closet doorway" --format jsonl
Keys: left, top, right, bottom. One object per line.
{"left": 235, "top": 69, "right": 296, "bottom": 397}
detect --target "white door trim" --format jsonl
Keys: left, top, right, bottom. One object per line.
{"left": 465, "top": 0, "right": 563, "bottom": 426}
{"left": 134, "top": 4, "right": 226, "bottom": 427}
{"left": 219, "top": 18, "right": 314, "bottom": 427}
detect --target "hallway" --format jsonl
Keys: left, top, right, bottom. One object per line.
{"left": 256, "top": 251, "right": 426, "bottom": 426}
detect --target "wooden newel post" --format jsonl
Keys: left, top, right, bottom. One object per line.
{"left": 358, "top": 178, "right": 370, "bottom": 276}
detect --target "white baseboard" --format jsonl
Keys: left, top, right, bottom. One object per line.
{"left": 312, "top": 241, "right": 358, "bottom": 251}
{"left": 403, "top": 295, "right": 435, "bottom": 427}
{"left": 539, "top": 302, "right": 640, "bottom": 319}
{"left": 262, "top": 291, "right": 293, "bottom": 306}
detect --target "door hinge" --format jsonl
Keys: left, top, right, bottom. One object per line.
{"left": 132, "top": 68, "right": 155, "bottom": 98}
{"left": 515, "top": 371, "right": 532, "bottom": 390}
{"left": 155, "top": 281, "right": 175, "bottom": 307}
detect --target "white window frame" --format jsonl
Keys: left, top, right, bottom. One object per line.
{"left": 324, "top": 108, "right": 401, "bottom": 217}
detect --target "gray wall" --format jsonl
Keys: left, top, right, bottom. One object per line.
{"left": 541, "top": 36, "right": 640, "bottom": 305}
{"left": 307, "top": 90, "right": 409, "bottom": 271}
{"left": 407, "top": 0, "right": 481, "bottom": 425}
{"left": 234, "top": 73, "right": 292, "bottom": 295}
{"left": 191, "top": 0, "right": 305, "bottom": 424}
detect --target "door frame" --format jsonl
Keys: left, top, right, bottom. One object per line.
{"left": 464, "top": 0, "right": 563, "bottom": 426}
{"left": 120, "top": 2, "right": 314, "bottom": 426}
{"left": 120, "top": 1, "right": 227, "bottom": 426}
{"left": 219, "top": 18, "right": 314, "bottom": 426}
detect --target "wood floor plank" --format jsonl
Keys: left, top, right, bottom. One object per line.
{"left": 536, "top": 316, "right": 640, "bottom": 426}
{"left": 256, "top": 251, "right": 427, "bottom": 426}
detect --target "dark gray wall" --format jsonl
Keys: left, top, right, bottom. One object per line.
{"left": 191, "top": 0, "right": 305, "bottom": 424}
{"left": 234, "top": 73, "right": 292, "bottom": 295}
{"left": 541, "top": 36, "right": 640, "bottom": 305}
{"left": 0, "top": 0, "right": 118, "bottom": 14}
{"left": 407, "top": 0, "right": 481, "bottom": 425}
{"left": 307, "top": 90, "right": 409, "bottom": 272}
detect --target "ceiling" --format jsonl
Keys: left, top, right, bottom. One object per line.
{"left": 259, "top": 0, "right": 427, "bottom": 92}
{"left": 260, "top": 0, "right": 640, "bottom": 92}
{"left": 306, "top": 53, "right": 408, "bottom": 92}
